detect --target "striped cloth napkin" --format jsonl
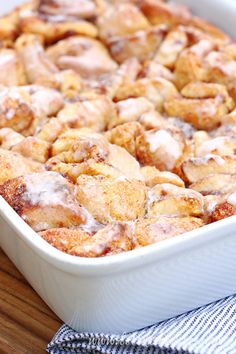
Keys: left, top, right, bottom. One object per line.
{"left": 47, "top": 295, "right": 236, "bottom": 354}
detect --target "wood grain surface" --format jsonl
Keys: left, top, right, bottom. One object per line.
{"left": 0, "top": 248, "right": 62, "bottom": 354}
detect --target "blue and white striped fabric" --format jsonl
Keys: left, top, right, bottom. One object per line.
{"left": 47, "top": 295, "right": 236, "bottom": 354}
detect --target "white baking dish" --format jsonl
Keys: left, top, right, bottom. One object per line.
{"left": 1, "top": 0, "right": 236, "bottom": 334}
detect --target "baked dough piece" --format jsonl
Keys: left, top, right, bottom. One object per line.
{"left": 19, "top": 11, "right": 98, "bottom": 45}
{"left": 195, "top": 136, "right": 236, "bottom": 157}
{"left": 209, "top": 192, "right": 236, "bottom": 222}
{"left": 174, "top": 40, "right": 214, "bottom": 90}
{"left": 23, "top": 85, "right": 64, "bottom": 135}
{"left": 0, "top": 49, "right": 26, "bottom": 86}
{"left": 212, "top": 124, "right": 236, "bottom": 138}
{"left": 135, "top": 216, "right": 204, "bottom": 247}
{"left": 16, "top": 34, "right": 83, "bottom": 91}
{"left": 29, "top": 85, "right": 64, "bottom": 119}
{"left": 106, "top": 121, "right": 144, "bottom": 157}
{"left": 137, "top": 110, "right": 167, "bottom": 130}
{"left": 0, "top": 87, "right": 34, "bottom": 133}
{"left": 205, "top": 48, "right": 236, "bottom": 101}
{"left": 16, "top": 34, "right": 59, "bottom": 86}
{"left": 38, "top": 0, "right": 98, "bottom": 19}
{"left": 141, "top": 166, "right": 185, "bottom": 188}
{"left": 47, "top": 36, "right": 117, "bottom": 79}
{"left": 57, "top": 95, "right": 116, "bottom": 131}
{"left": 87, "top": 58, "right": 141, "bottom": 99}
{"left": 0, "top": 128, "right": 24, "bottom": 150}
{"left": 71, "top": 223, "right": 135, "bottom": 257}
{"left": 147, "top": 183, "right": 204, "bottom": 218}
{"left": 51, "top": 128, "right": 107, "bottom": 156}
{"left": 138, "top": 0, "right": 191, "bottom": 27}
{"left": 154, "top": 28, "right": 188, "bottom": 69}
{"left": 40, "top": 227, "right": 90, "bottom": 253}
{"left": 0, "top": 148, "right": 44, "bottom": 185}
{"left": 97, "top": 3, "right": 150, "bottom": 41}
{"left": 36, "top": 118, "right": 65, "bottom": 143}
{"left": 0, "top": 85, "right": 64, "bottom": 135}
{"left": 0, "top": 11, "right": 19, "bottom": 41}
{"left": 182, "top": 155, "right": 236, "bottom": 184}
{"left": 48, "top": 130, "right": 143, "bottom": 181}
{"left": 0, "top": 171, "right": 89, "bottom": 232}
{"left": 76, "top": 175, "right": 147, "bottom": 223}
{"left": 141, "top": 61, "right": 174, "bottom": 82}
{"left": 136, "top": 127, "right": 186, "bottom": 171}
{"left": 15, "top": 34, "right": 59, "bottom": 87}
{"left": 165, "top": 82, "right": 234, "bottom": 131}
{"left": 107, "top": 25, "right": 167, "bottom": 63}
{"left": 40, "top": 222, "right": 134, "bottom": 257}
{"left": 115, "top": 78, "right": 179, "bottom": 112}
{"left": 190, "top": 174, "right": 236, "bottom": 196}
{"left": 109, "top": 97, "right": 154, "bottom": 129}
{"left": 11, "top": 136, "right": 51, "bottom": 163}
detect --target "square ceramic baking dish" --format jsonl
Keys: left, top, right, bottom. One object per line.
{"left": 1, "top": 0, "right": 236, "bottom": 335}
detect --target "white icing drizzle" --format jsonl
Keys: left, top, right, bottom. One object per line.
{"left": 197, "top": 137, "right": 230, "bottom": 157}
{"left": 146, "top": 130, "right": 182, "bottom": 170}
{"left": 22, "top": 171, "right": 72, "bottom": 206}
{"left": 79, "top": 215, "right": 103, "bottom": 234}
{"left": 0, "top": 53, "right": 15, "bottom": 66}
{"left": 117, "top": 97, "right": 154, "bottom": 122}
{"left": 190, "top": 154, "right": 226, "bottom": 166}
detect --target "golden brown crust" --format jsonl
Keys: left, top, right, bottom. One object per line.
{"left": 106, "top": 121, "right": 144, "bottom": 157}
{"left": 70, "top": 223, "right": 135, "bottom": 257}
{"left": 138, "top": 0, "right": 192, "bottom": 27}
{"left": 0, "top": 128, "right": 24, "bottom": 149}
{"left": 136, "top": 127, "right": 186, "bottom": 171}
{"left": 46, "top": 36, "right": 117, "bottom": 78}
{"left": 38, "top": 0, "right": 98, "bottom": 19}
{"left": 0, "top": 49, "right": 26, "bottom": 86}
{"left": 135, "top": 216, "right": 204, "bottom": 247}
{"left": 107, "top": 25, "right": 167, "bottom": 64}
{"left": 40, "top": 228, "right": 90, "bottom": 253}
{"left": 19, "top": 13, "right": 98, "bottom": 45}
{"left": 140, "top": 61, "right": 174, "bottom": 82}
{"left": 0, "top": 148, "right": 44, "bottom": 185}
{"left": 147, "top": 183, "right": 204, "bottom": 218}
{"left": 48, "top": 131, "right": 143, "bottom": 181}
{"left": 109, "top": 97, "right": 154, "bottom": 129}
{"left": 210, "top": 201, "right": 236, "bottom": 222}
{"left": 195, "top": 136, "right": 236, "bottom": 157}
{"left": 0, "top": 12, "right": 20, "bottom": 41}
{"left": 0, "top": 87, "right": 34, "bottom": 133}
{"left": 16, "top": 34, "right": 59, "bottom": 85}
{"left": 174, "top": 40, "right": 214, "bottom": 90}
{"left": 154, "top": 28, "right": 188, "bottom": 69}
{"left": 11, "top": 136, "right": 51, "bottom": 163}
{"left": 115, "top": 78, "right": 179, "bottom": 112}
{"left": 0, "top": 171, "right": 90, "bottom": 231}
{"left": 165, "top": 82, "right": 234, "bottom": 131}
{"left": 182, "top": 155, "right": 236, "bottom": 184}
{"left": 97, "top": 3, "right": 150, "bottom": 41}
{"left": 141, "top": 166, "right": 185, "bottom": 188}
{"left": 190, "top": 174, "right": 236, "bottom": 196}
{"left": 41, "top": 222, "right": 135, "bottom": 257}
{"left": 76, "top": 175, "right": 147, "bottom": 223}
{"left": 57, "top": 95, "right": 116, "bottom": 131}
{"left": 36, "top": 118, "right": 65, "bottom": 143}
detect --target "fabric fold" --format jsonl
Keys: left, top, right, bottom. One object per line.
{"left": 47, "top": 294, "right": 236, "bottom": 354}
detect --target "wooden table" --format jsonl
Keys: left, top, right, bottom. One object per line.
{"left": 0, "top": 248, "right": 62, "bottom": 353}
